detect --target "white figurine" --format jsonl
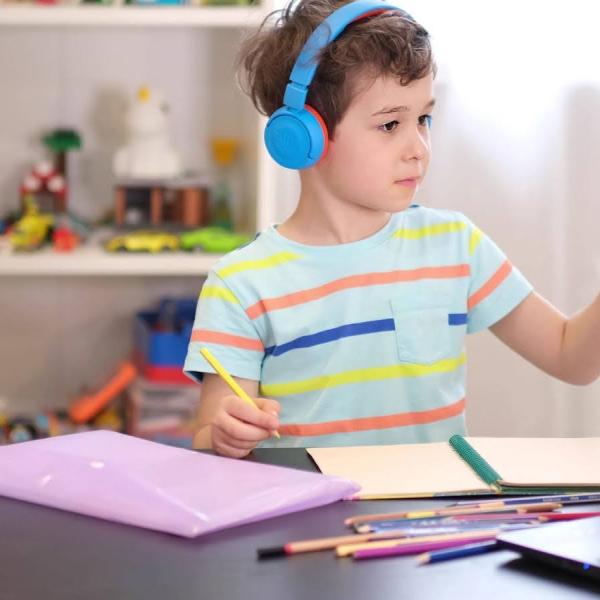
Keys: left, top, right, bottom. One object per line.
{"left": 113, "top": 86, "right": 183, "bottom": 179}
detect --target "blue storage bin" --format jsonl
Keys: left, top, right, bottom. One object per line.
{"left": 134, "top": 297, "right": 196, "bottom": 384}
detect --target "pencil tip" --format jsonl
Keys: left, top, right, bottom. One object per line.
{"left": 257, "top": 546, "right": 287, "bottom": 559}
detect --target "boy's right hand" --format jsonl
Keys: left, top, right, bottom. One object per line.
{"left": 209, "top": 395, "right": 280, "bottom": 459}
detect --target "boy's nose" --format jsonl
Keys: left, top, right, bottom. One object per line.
{"left": 403, "top": 129, "right": 429, "bottom": 162}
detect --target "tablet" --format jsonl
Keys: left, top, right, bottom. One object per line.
{"left": 497, "top": 516, "right": 600, "bottom": 581}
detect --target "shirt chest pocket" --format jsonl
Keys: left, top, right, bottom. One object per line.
{"left": 390, "top": 298, "right": 463, "bottom": 365}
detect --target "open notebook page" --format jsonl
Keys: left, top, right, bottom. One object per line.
{"left": 308, "top": 442, "right": 491, "bottom": 498}
{"left": 466, "top": 437, "right": 600, "bottom": 487}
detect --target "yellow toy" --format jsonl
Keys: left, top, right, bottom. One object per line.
{"left": 9, "top": 196, "right": 54, "bottom": 251}
{"left": 105, "top": 230, "right": 179, "bottom": 253}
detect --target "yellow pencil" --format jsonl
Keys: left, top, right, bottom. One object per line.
{"left": 200, "top": 347, "right": 280, "bottom": 439}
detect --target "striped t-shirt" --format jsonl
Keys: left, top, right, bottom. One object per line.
{"left": 184, "top": 206, "right": 533, "bottom": 448}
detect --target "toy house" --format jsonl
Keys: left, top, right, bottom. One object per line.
{"left": 113, "top": 175, "right": 211, "bottom": 228}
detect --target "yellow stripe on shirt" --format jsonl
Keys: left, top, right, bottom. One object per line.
{"left": 199, "top": 285, "right": 239, "bottom": 303}
{"left": 261, "top": 353, "right": 466, "bottom": 397}
{"left": 217, "top": 251, "right": 302, "bottom": 279}
{"left": 469, "top": 227, "right": 482, "bottom": 256}
{"left": 392, "top": 221, "right": 466, "bottom": 240}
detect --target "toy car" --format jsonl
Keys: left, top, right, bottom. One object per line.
{"left": 105, "top": 231, "right": 180, "bottom": 253}
{"left": 9, "top": 200, "right": 54, "bottom": 251}
{"left": 179, "top": 227, "right": 251, "bottom": 253}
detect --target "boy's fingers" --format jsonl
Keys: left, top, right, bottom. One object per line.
{"left": 214, "top": 411, "right": 273, "bottom": 443}
{"left": 225, "top": 396, "right": 279, "bottom": 430}
{"left": 255, "top": 397, "right": 281, "bottom": 416}
{"left": 213, "top": 439, "right": 253, "bottom": 459}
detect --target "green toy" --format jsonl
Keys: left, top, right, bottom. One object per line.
{"left": 179, "top": 227, "right": 251, "bottom": 254}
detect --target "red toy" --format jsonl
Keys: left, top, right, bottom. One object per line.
{"left": 52, "top": 226, "right": 79, "bottom": 252}
{"left": 20, "top": 160, "right": 67, "bottom": 214}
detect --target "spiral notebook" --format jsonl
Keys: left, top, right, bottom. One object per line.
{"left": 308, "top": 435, "right": 600, "bottom": 499}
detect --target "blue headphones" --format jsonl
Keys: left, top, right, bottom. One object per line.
{"left": 264, "top": 0, "right": 399, "bottom": 170}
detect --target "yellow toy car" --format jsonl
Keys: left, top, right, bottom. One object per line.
{"left": 9, "top": 200, "right": 54, "bottom": 251}
{"left": 105, "top": 231, "right": 180, "bottom": 253}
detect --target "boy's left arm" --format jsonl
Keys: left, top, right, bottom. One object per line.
{"left": 490, "top": 291, "right": 600, "bottom": 385}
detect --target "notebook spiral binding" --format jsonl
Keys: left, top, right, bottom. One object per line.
{"left": 449, "top": 435, "right": 502, "bottom": 491}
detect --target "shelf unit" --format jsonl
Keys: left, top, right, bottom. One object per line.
{"left": 0, "top": 0, "right": 292, "bottom": 278}
{"left": 0, "top": 5, "right": 268, "bottom": 27}
{"left": 0, "top": 243, "right": 222, "bottom": 276}
{"left": 0, "top": 2, "right": 297, "bottom": 413}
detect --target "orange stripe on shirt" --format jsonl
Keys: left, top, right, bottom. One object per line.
{"left": 190, "top": 329, "right": 264, "bottom": 351}
{"left": 278, "top": 397, "right": 466, "bottom": 437}
{"left": 246, "top": 264, "right": 470, "bottom": 320}
{"left": 468, "top": 259, "right": 512, "bottom": 310}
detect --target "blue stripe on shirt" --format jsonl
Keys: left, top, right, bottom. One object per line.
{"left": 448, "top": 313, "right": 468, "bottom": 325}
{"left": 265, "top": 318, "right": 396, "bottom": 357}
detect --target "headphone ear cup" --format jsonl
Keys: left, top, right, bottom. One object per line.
{"left": 264, "top": 106, "right": 328, "bottom": 169}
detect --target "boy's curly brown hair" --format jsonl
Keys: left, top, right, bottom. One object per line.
{"left": 236, "top": 0, "right": 435, "bottom": 140}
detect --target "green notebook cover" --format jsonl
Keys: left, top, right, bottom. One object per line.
{"left": 448, "top": 434, "right": 600, "bottom": 495}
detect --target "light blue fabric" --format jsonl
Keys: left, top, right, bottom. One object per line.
{"left": 184, "top": 206, "right": 533, "bottom": 447}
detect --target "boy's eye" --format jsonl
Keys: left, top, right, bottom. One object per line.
{"left": 379, "top": 120, "right": 399, "bottom": 133}
{"left": 419, "top": 114, "right": 433, "bottom": 128}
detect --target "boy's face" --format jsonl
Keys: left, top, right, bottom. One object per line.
{"left": 317, "top": 71, "right": 434, "bottom": 213}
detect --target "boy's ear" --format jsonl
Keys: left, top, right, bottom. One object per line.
{"left": 264, "top": 104, "right": 329, "bottom": 170}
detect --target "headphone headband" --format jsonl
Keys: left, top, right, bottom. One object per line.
{"left": 283, "top": 1, "right": 400, "bottom": 110}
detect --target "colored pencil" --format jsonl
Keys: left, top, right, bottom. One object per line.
{"left": 336, "top": 529, "right": 499, "bottom": 558}
{"left": 417, "top": 540, "right": 499, "bottom": 565}
{"left": 362, "top": 519, "right": 540, "bottom": 536}
{"left": 256, "top": 529, "right": 410, "bottom": 559}
{"left": 448, "top": 492, "right": 600, "bottom": 508}
{"left": 354, "top": 513, "right": 549, "bottom": 533}
{"left": 351, "top": 532, "right": 499, "bottom": 560}
{"left": 344, "top": 502, "right": 562, "bottom": 527}
{"left": 200, "top": 347, "right": 280, "bottom": 439}
{"left": 441, "top": 511, "right": 600, "bottom": 522}
{"left": 539, "top": 511, "right": 600, "bottom": 521}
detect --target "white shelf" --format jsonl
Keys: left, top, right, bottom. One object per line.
{"left": 0, "top": 239, "right": 221, "bottom": 276}
{"left": 0, "top": 5, "right": 267, "bottom": 27}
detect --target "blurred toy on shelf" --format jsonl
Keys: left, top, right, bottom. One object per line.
{"left": 0, "top": 210, "right": 19, "bottom": 237}
{"left": 104, "top": 229, "right": 180, "bottom": 253}
{"left": 18, "top": 128, "right": 81, "bottom": 215}
{"left": 0, "top": 299, "right": 200, "bottom": 447}
{"left": 134, "top": 297, "right": 196, "bottom": 385}
{"left": 209, "top": 137, "right": 238, "bottom": 230}
{"left": 20, "top": 159, "right": 67, "bottom": 215}
{"left": 52, "top": 214, "right": 82, "bottom": 252}
{"left": 9, "top": 196, "right": 54, "bottom": 251}
{"left": 43, "top": 128, "right": 82, "bottom": 207}
{"left": 131, "top": 0, "right": 186, "bottom": 5}
{"left": 9, "top": 127, "right": 86, "bottom": 252}
{"left": 179, "top": 225, "right": 251, "bottom": 253}
{"left": 68, "top": 361, "right": 137, "bottom": 425}
{"left": 126, "top": 378, "right": 198, "bottom": 448}
{"left": 0, "top": 404, "right": 106, "bottom": 446}
{"left": 113, "top": 174, "right": 211, "bottom": 228}
{"left": 113, "top": 85, "right": 182, "bottom": 180}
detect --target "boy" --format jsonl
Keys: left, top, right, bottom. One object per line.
{"left": 184, "top": 0, "right": 600, "bottom": 458}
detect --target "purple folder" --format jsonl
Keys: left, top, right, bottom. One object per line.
{"left": 0, "top": 430, "right": 359, "bottom": 537}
